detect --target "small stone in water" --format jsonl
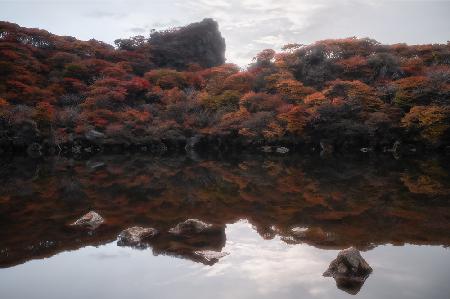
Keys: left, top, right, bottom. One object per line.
{"left": 70, "top": 211, "right": 104, "bottom": 229}
{"left": 117, "top": 226, "right": 158, "bottom": 247}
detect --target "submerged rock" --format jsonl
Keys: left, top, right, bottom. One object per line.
{"left": 117, "top": 226, "right": 158, "bottom": 248}
{"left": 169, "top": 219, "right": 217, "bottom": 235}
{"left": 70, "top": 211, "right": 104, "bottom": 229}
{"left": 323, "top": 247, "right": 372, "bottom": 295}
{"left": 193, "top": 250, "right": 228, "bottom": 265}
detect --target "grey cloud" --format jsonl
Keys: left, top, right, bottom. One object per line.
{"left": 0, "top": 0, "right": 448, "bottom": 66}
{"left": 85, "top": 10, "right": 127, "bottom": 19}
{"left": 129, "top": 27, "right": 146, "bottom": 34}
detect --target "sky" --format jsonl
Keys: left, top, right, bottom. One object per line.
{"left": 0, "top": 0, "right": 449, "bottom": 66}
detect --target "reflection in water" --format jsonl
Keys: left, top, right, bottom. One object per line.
{"left": 0, "top": 154, "right": 450, "bottom": 298}
{"left": 1, "top": 221, "right": 450, "bottom": 299}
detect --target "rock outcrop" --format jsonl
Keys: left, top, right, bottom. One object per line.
{"left": 70, "top": 211, "right": 104, "bottom": 229}
{"left": 149, "top": 18, "right": 226, "bottom": 69}
{"left": 323, "top": 247, "right": 372, "bottom": 295}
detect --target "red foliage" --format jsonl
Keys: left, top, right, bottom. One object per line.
{"left": 1, "top": 20, "right": 449, "bottom": 149}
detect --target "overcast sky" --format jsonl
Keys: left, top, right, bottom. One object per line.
{"left": 1, "top": 0, "right": 449, "bottom": 66}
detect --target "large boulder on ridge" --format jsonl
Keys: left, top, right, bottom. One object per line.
{"left": 149, "top": 18, "right": 225, "bottom": 69}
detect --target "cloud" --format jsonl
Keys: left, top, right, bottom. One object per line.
{"left": 254, "top": 35, "right": 285, "bottom": 46}
{"left": 129, "top": 27, "right": 146, "bottom": 34}
{"left": 202, "top": 221, "right": 337, "bottom": 296}
{"left": 85, "top": 10, "right": 127, "bottom": 19}
{"left": 0, "top": 0, "right": 448, "bottom": 66}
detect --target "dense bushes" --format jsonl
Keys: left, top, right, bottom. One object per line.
{"left": 0, "top": 20, "right": 449, "bottom": 154}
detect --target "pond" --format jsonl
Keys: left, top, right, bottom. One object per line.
{"left": 0, "top": 154, "right": 449, "bottom": 299}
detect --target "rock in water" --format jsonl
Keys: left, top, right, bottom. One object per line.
{"left": 117, "top": 226, "right": 158, "bottom": 248}
{"left": 323, "top": 247, "right": 372, "bottom": 295}
{"left": 193, "top": 250, "right": 229, "bottom": 265}
{"left": 169, "top": 219, "right": 216, "bottom": 235}
{"left": 70, "top": 211, "right": 104, "bottom": 229}
{"left": 323, "top": 247, "right": 372, "bottom": 277}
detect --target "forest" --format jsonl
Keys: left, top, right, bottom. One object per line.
{"left": 0, "top": 18, "right": 449, "bottom": 156}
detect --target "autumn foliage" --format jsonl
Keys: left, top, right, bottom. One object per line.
{"left": 0, "top": 21, "right": 449, "bottom": 153}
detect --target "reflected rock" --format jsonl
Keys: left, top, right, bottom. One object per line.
{"left": 288, "top": 226, "right": 336, "bottom": 245}
{"left": 117, "top": 226, "right": 158, "bottom": 248}
{"left": 333, "top": 276, "right": 367, "bottom": 295}
{"left": 323, "top": 247, "right": 372, "bottom": 295}
{"left": 151, "top": 221, "right": 226, "bottom": 265}
{"left": 193, "top": 250, "right": 228, "bottom": 265}
{"left": 169, "top": 219, "right": 219, "bottom": 236}
{"left": 70, "top": 211, "right": 104, "bottom": 230}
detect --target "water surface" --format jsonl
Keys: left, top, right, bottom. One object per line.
{"left": 0, "top": 154, "right": 449, "bottom": 298}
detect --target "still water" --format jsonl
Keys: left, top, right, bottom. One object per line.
{"left": 0, "top": 154, "right": 449, "bottom": 298}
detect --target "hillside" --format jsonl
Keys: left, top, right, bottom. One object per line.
{"left": 0, "top": 19, "right": 449, "bottom": 156}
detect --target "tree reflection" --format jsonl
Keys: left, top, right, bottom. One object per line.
{"left": 0, "top": 154, "right": 449, "bottom": 269}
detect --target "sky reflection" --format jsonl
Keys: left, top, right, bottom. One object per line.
{"left": 1, "top": 220, "right": 449, "bottom": 299}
